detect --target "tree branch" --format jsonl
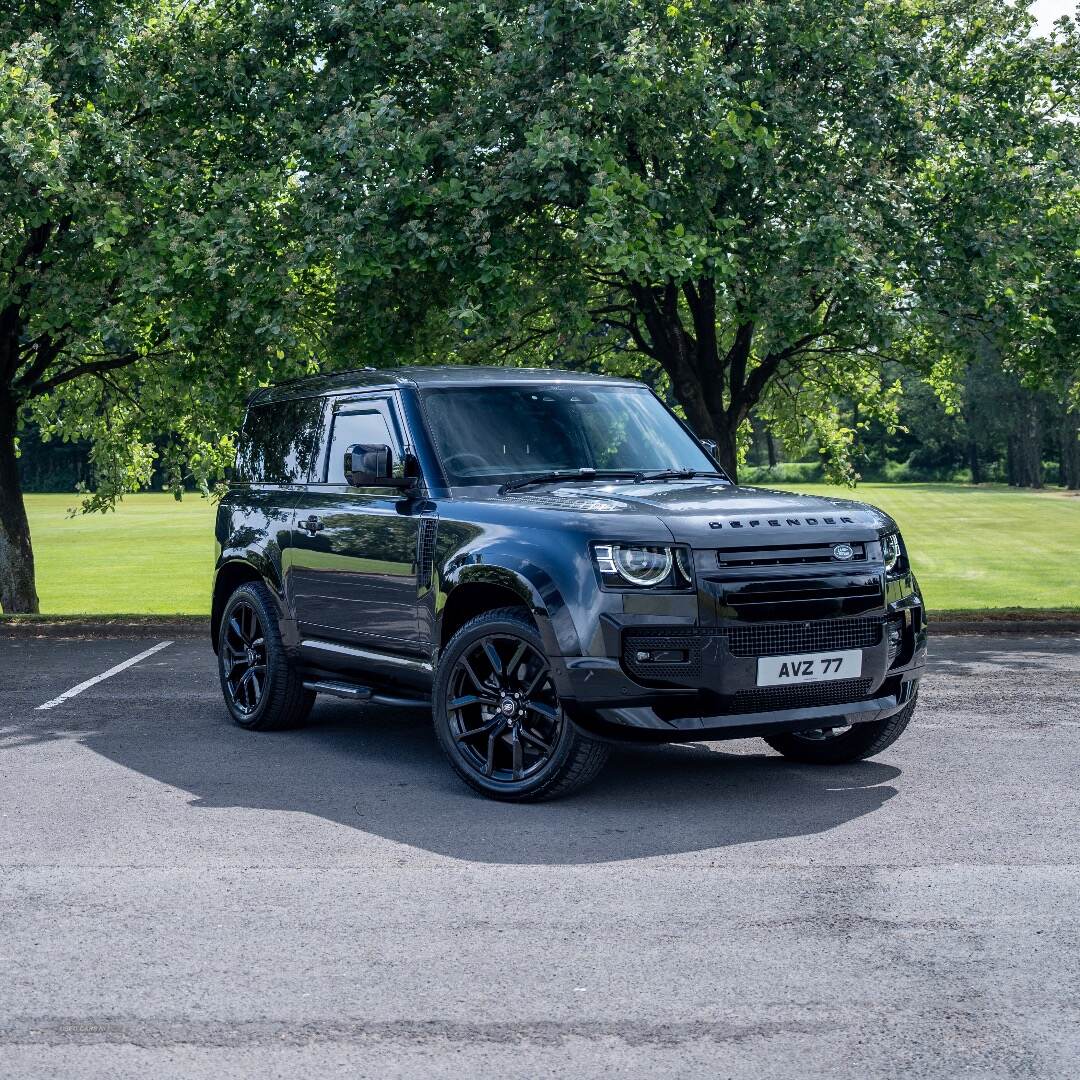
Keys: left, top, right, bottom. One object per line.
{"left": 29, "top": 348, "right": 171, "bottom": 398}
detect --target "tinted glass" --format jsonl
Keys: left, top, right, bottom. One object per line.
{"left": 324, "top": 406, "right": 397, "bottom": 483}
{"left": 421, "top": 385, "right": 715, "bottom": 485}
{"left": 235, "top": 398, "right": 323, "bottom": 484}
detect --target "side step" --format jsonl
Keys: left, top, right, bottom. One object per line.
{"left": 303, "top": 680, "right": 371, "bottom": 701}
{"left": 303, "top": 680, "right": 430, "bottom": 709}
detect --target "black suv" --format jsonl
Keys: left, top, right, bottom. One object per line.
{"left": 212, "top": 367, "right": 926, "bottom": 801}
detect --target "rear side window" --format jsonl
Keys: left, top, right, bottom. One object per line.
{"left": 234, "top": 398, "right": 323, "bottom": 484}
{"left": 323, "top": 403, "right": 400, "bottom": 483}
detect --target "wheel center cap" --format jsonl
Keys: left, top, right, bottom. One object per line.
{"left": 498, "top": 697, "right": 517, "bottom": 718}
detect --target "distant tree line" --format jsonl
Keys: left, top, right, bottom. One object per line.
{"left": 744, "top": 362, "right": 1080, "bottom": 489}
{"left": 20, "top": 360, "right": 1079, "bottom": 492}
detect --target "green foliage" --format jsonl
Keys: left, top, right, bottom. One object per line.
{"left": 1, "top": 1, "right": 326, "bottom": 511}
{"left": 742, "top": 461, "right": 825, "bottom": 485}
{"left": 296, "top": 0, "right": 1080, "bottom": 478}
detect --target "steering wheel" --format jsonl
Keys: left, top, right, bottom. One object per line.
{"left": 443, "top": 452, "right": 490, "bottom": 474}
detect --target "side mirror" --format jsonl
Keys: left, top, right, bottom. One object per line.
{"left": 344, "top": 443, "right": 415, "bottom": 488}
{"left": 701, "top": 438, "right": 720, "bottom": 461}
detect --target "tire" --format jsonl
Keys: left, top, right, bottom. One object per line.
{"left": 763, "top": 695, "right": 917, "bottom": 764}
{"left": 218, "top": 581, "right": 315, "bottom": 731}
{"left": 433, "top": 607, "right": 610, "bottom": 802}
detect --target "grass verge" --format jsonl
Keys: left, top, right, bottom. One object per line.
{"left": 14, "top": 484, "right": 1080, "bottom": 616}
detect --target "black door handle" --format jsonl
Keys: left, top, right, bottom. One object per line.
{"left": 299, "top": 515, "right": 324, "bottom": 534}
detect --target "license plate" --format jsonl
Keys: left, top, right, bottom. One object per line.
{"left": 756, "top": 649, "right": 863, "bottom": 686}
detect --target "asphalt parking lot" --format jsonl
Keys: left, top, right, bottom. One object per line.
{"left": 1, "top": 632, "right": 1078, "bottom": 1079}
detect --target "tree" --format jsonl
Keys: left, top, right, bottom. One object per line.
{"left": 0, "top": 1, "right": 323, "bottom": 612}
{"left": 906, "top": 4, "right": 1080, "bottom": 485}
{"left": 302, "top": 0, "right": 1078, "bottom": 480}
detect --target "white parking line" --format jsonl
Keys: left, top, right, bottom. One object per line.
{"left": 36, "top": 641, "right": 174, "bottom": 711}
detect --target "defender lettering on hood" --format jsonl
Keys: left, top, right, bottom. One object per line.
{"left": 708, "top": 515, "right": 857, "bottom": 530}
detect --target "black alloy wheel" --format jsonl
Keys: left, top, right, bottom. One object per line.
{"left": 218, "top": 581, "right": 315, "bottom": 731}
{"left": 222, "top": 600, "right": 267, "bottom": 715}
{"left": 433, "top": 608, "right": 610, "bottom": 801}
{"left": 447, "top": 633, "right": 562, "bottom": 783}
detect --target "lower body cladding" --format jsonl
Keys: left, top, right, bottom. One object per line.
{"left": 554, "top": 610, "right": 926, "bottom": 743}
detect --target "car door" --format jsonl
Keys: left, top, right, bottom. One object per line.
{"left": 286, "top": 393, "right": 424, "bottom": 648}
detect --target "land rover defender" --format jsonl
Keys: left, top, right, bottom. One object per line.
{"left": 212, "top": 367, "right": 926, "bottom": 800}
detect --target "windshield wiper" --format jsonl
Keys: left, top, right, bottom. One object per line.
{"left": 498, "top": 468, "right": 645, "bottom": 495}
{"left": 638, "top": 469, "right": 729, "bottom": 482}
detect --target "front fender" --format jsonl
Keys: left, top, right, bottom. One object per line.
{"left": 439, "top": 553, "right": 582, "bottom": 660}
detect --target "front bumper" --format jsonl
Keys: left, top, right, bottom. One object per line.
{"left": 554, "top": 606, "right": 927, "bottom": 744}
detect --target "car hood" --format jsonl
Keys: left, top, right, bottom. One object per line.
{"left": 549, "top": 480, "right": 897, "bottom": 545}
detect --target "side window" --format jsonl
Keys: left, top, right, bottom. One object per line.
{"left": 324, "top": 402, "right": 400, "bottom": 484}
{"left": 235, "top": 398, "right": 323, "bottom": 484}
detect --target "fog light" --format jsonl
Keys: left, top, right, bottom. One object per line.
{"left": 887, "top": 620, "right": 903, "bottom": 665}
{"left": 635, "top": 649, "right": 688, "bottom": 664}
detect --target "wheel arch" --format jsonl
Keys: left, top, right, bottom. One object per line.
{"left": 437, "top": 563, "right": 577, "bottom": 660}
{"left": 211, "top": 559, "right": 278, "bottom": 653}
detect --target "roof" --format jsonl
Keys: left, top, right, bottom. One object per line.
{"left": 248, "top": 365, "right": 644, "bottom": 405}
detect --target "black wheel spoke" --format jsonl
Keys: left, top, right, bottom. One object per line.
{"left": 522, "top": 665, "right": 548, "bottom": 699}
{"left": 455, "top": 717, "right": 505, "bottom": 742}
{"left": 511, "top": 730, "right": 524, "bottom": 780}
{"left": 526, "top": 699, "right": 558, "bottom": 721}
{"left": 460, "top": 657, "right": 489, "bottom": 694}
{"left": 482, "top": 639, "right": 504, "bottom": 678}
{"left": 518, "top": 727, "right": 552, "bottom": 754}
{"left": 506, "top": 641, "right": 527, "bottom": 681}
{"left": 448, "top": 693, "right": 497, "bottom": 711}
{"left": 228, "top": 616, "right": 249, "bottom": 647}
{"left": 484, "top": 733, "right": 496, "bottom": 776}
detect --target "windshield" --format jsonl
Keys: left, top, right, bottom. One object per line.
{"left": 420, "top": 384, "right": 718, "bottom": 486}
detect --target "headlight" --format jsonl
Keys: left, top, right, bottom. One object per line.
{"left": 593, "top": 543, "right": 693, "bottom": 589}
{"left": 882, "top": 533, "right": 902, "bottom": 574}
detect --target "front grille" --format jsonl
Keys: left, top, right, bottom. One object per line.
{"left": 724, "top": 617, "right": 882, "bottom": 657}
{"left": 731, "top": 677, "right": 874, "bottom": 714}
{"left": 716, "top": 542, "right": 867, "bottom": 568}
{"left": 710, "top": 572, "right": 884, "bottom": 619}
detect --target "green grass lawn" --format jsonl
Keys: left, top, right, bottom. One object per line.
{"left": 774, "top": 482, "right": 1080, "bottom": 612}
{"left": 25, "top": 493, "right": 216, "bottom": 615}
{"left": 18, "top": 484, "right": 1080, "bottom": 615}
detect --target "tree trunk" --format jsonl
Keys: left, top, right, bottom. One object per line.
{"left": 623, "top": 278, "right": 760, "bottom": 483}
{"left": 766, "top": 431, "right": 778, "bottom": 468}
{"left": 1061, "top": 412, "right": 1080, "bottom": 490}
{"left": 712, "top": 418, "right": 739, "bottom": 483}
{"left": 0, "top": 400, "right": 40, "bottom": 614}
{"left": 967, "top": 439, "right": 983, "bottom": 485}
{"left": 1006, "top": 393, "right": 1043, "bottom": 489}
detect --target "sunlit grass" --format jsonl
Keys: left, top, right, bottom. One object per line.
{"left": 776, "top": 482, "right": 1080, "bottom": 612}
{"left": 18, "top": 484, "right": 1080, "bottom": 615}
{"left": 25, "top": 493, "right": 216, "bottom": 615}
